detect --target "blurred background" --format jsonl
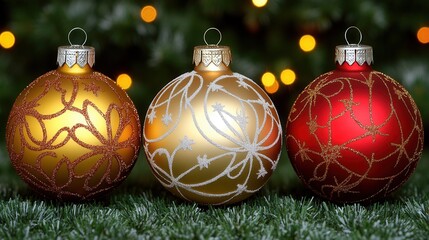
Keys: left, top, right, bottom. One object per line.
{"left": 0, "top": 0, "right": 428, "bottom": 144}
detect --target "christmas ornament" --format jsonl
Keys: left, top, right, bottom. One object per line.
{"left": 6, "top": 28, "right": 141, "bottom": 201}
{"left": 286, "top": 26, "right": 424, "bottom": 203}
{"left": 143, "top": 28, "right": 282, "bottom": 205}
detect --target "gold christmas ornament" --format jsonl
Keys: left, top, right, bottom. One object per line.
{"left": 6, "top": 28, "right": 141, "bottom": 201}
{"left": 143, "top": 28, "right": 282, "bottom": 205}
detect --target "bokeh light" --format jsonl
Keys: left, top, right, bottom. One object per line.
{"left": 417, "top": 27, "right": 429, "bottom": 44}
{"left": 261, "top": 72, "right": 276, "bottom": 87}
{"left": 299, "top": 34, "right": 316, "bottom": 52}
{"left": 280, "top": 68, "right": 296, "bottom": 85}
{"left": 117, "top": 73, "right": 132, "bottom": 90}
{"left": 140, "top": 5, "right": 157, "bottom": 23}
{"left": 0, "top": 31, "right": 16, "bottom": 49}
{"left": 264, "top": 79, "right": 279, "bottom": 94}
{"left": 252, "top": 0, "right": 268, "bottom": 8}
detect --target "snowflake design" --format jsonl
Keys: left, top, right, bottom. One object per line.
{"left": 143, "top": 71, "right": 282, "bottom": 205}
{"left": 236, "top": 78, "right": 250, "bottom": 89}
{"left": 257, "top": 167, "right": 268, "bottom": 178}
{"left": 197, "top": 154, "right": 210, "bottom": 170}
{"left": 147, "top": 109, "right": 156, "bottom": 124}
{"left": 179, "top": 136, "right": 194, "bottom": 150}
{"left": 208, "top": 82, "right": 224, "bottom": 92}
{"left": 161, "top": 113, "right": 173, "bottom": 126}
{"left": 212, "top": 103, "right": 225, "bottom": 112}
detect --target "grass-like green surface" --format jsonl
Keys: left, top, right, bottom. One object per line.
{"left": 1, "top": 145, "right": 428, "bottom": 239}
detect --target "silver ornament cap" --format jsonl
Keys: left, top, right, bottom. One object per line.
{"left": 57, "top": 27, "right": 95, "bottom": 68}
{"left": 335, "top": 26, "right": 373, "bottom": 66}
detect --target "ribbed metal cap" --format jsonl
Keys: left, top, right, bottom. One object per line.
{"left": 335, "top": 44, "right": 373, "bottom": 66}
{"left": 57, "top": 45, "right": 95, "bottom": 68}
{"left": 193, "top": 45, "right": 231, "bottom": 67}
{"left": 335, "top": 26, "right": 373, "bottom": 66}
{"left": 192, "top": 27, "right": 232, "bottom": 69}
{"left": 56, "top": 27, "right": 95, "bottom": 68}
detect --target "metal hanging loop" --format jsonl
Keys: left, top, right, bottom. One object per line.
{"left": 344, "top": 26, "right": 362, "bottom": 46}
{"left": 204, "top": 27, "right": 222, "bottom": 46}
{"left": 68, "top": 27, "right": 88, "bottom": 46}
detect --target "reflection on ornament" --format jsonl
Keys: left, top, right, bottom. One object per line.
{"left": 286, "top": 26, "right": 424, "bottom": 203}
{"left": 144, "top": 28, "right": 282, "bottom": 205}
{"left": 6, "top": 28, "right": 141, "bottom": 201}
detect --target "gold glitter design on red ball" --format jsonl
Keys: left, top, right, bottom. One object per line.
{"left": 286, "top": 71, "right": 424, "bottom": 202}
{"left": 6, "top": 70, "right": 141, "bottom": 200}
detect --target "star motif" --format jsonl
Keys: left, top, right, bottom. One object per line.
{"left": 83, "top": 82, "right": 102, "bottom": 96}
{"left": 257, "top": 167, "right": 268, "bottom": 178}
{"left": 340, "top": 99, "right": 359, "bottom": 111}
{"left": 364, "top": 123, "right": 387, "bottom": 142}
{"left": 236, "top": 184, "right": 247, "bottom": 194}
{"left": 147, "top": 109, "right": 156, "bottom": 124}
{"left": 236, "top": 78, "right": 249, "bottom": 89}
{"left": 321, "top": 144, "right": 342, "bottom": 164}
{"left": 208, "top": 82, "right": 224, "bottom": 92}
{"left": 180, "top": 136, "right": 194, "bottom": 150}
{"left": 212, "top": 103, "right": 225, "bottom": 112}
{"left": 307, "top": 118, "right": 319, "bottom": 135}
{"left": 161, "top": 113, "right": 172, "bottom": 126}
{"left": 197, "top": 154, "right": 210, "bottom": 170}
{"left": 257, "top": 99, "right": 270, "bottom": 111}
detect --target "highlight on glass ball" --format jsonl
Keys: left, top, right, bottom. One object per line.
{"left": 143, "top": 28, "right": 283, "bottom": 205}
{"left": 6, "top": 28, "right": 141, "bottom": 201}
{"left": 285, "top": 26, "right": 424, "bottom": 203}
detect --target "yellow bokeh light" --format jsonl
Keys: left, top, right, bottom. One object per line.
{"left": 417, "top": 27, "right": 429, "bottom": 44}
{"left": 299, "top": 34, "right": 316, "bottom": 52}
{"left": 264, "top": 79, "right": 279, "bottom": 94}
{"left": 252, "top": 0, "right": 268, "bottom": 8}
{"left": 280, "top": 68, "right": 296, "bottom": 85}
{"left": 117, "top": 73, "right": 132, "bottom": 90}
{"left": 261, "top": 72, "right": 276, "bottom": 87}
{"left": 0, "top": 31, "right": 16, "bottom": 49}
{"left": 140, "top": 5, "right": 157, "bottom": 23}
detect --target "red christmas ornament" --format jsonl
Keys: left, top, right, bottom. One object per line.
{"left": 286, "top": 26, "right": 424, "bottom": 203}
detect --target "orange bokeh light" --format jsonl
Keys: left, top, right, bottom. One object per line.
{"left": 299, "top": 34, "right": 316, "bottom": 52}
{"left": 417, "top": 27, "right": 429, "bottom": 44}
{"left": 116, "top": 73, "right": 132, "bottom": 90}
{"left": 264, "top": 79, "right": 279, "bottom": 94}
{"left": 0, "top": 31, "right": 15, "bottom": 49}
{"left": 140, "top": 5, "right": 157, "bottom": 23}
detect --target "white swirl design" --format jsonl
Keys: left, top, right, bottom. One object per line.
{"left": 144, "top": 71, "right": 282, "bottom": 205}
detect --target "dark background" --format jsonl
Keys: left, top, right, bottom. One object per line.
{"left": 1, "top": 0, "right": 428, "bottom": 144}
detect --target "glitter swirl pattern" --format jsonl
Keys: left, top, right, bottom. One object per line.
{"left": 6, "top": 70, "right": 141, "bottom": 200}
{"left": 286, "top": 70, "right": 423, "bottom": 203}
